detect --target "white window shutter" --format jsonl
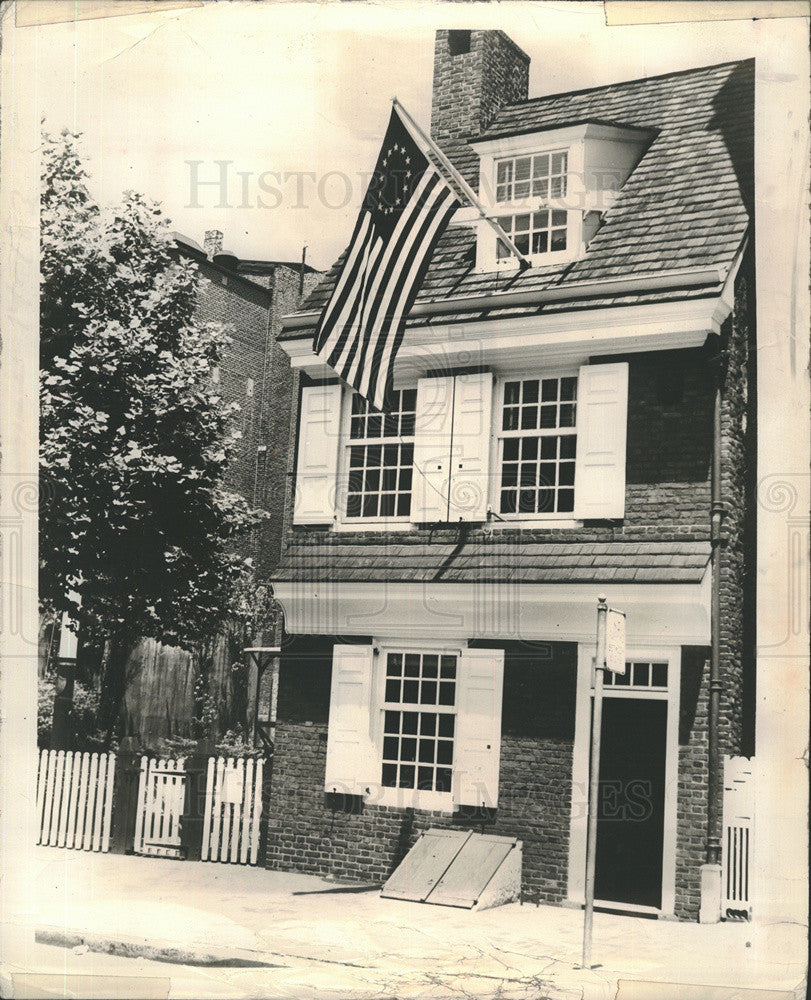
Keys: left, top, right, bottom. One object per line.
{"left": 453, "top": 648, "right": 505, "bottom": 808}
{"left": 574, "top": 362, "right": 629, "bottom": 520}
{"left": 411, "top": 376, "right": 454, "bottom": 523}
{"left": 324, "top": 644, "right": 378, "bottom": 797}
{"left": 293, "top": 383, "right": 342, "bottom": 524}
{"left": 448, "top": 372, "right": 493, "bottom": 522}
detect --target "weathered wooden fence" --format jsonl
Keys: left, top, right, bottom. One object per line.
{"left": 36, "top": 749, "right": 265, "bottom": 866}
{"left": 201, "top": 756, "right": 264, "bottom": 865}
{"left": 36, "top": 749, "right": 116, "bottom": 852}
{"left": 722, "top": 754, "right": 754, "bottom": 919}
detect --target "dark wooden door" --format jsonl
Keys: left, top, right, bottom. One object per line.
{"left": 594, "top": 697, "right": 667, "bottom": 908}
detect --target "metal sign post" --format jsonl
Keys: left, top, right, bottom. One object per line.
{"left": 582, "top": 597, "right": 626, "bottom": 970}
{"left": 582, "top": 595, "right": 607, "bottom": 970}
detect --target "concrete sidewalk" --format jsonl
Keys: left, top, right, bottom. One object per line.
{"left": 15, "top": 847, "right": 808, "bottom": 999}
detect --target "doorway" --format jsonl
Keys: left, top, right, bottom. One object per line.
{"left": 594, "top": 697, "right": 667, "bottom": 908}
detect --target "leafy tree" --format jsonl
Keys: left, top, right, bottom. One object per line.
{"left": 40, "top": 129, "right": 265, "bottom": 742}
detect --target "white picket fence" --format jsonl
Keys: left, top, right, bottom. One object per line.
{"left": 201, "top": 756, "right": 264, "bottom": 865}
{"left": 36, "top": 749, "right": 116, "bottom": 852}
{"left": 37, "top": 749, "right": 264, "bottom": 866}
{"left": 722, "top": 754, "right": 754, "bottom": 919}
{"left": 134, "top": 756, "right": 187, "bottom": 858}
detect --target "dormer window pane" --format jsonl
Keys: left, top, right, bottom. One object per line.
{"left": 515, "top": 214, "right": 530, "bottom": 232}
{"left": 533, "top": 154, "right": 549, "bottom": 177}
{"left": 533, "top": 178, "right": 549, "bottom": 199}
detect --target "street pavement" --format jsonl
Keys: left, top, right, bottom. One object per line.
{"left": 2, "top": 847, "right": 806, "bottom": 999}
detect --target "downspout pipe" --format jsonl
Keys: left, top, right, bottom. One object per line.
{"left": 707, "top": 334, "right": 727, "bottom": 866}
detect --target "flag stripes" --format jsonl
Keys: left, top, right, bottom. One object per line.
{"left": 313, "top": 107, "right": 461, "bottom": 410}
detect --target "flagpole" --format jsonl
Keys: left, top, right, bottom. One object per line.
{"left": 392, "top": 96, "right": 532, "bottom": 270}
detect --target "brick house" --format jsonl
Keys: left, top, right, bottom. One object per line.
{"left": 268, "top": 30, "right": 755, "bottom": 921}
{"left": 118, "top": 233, "right": 321, "bottom": 741}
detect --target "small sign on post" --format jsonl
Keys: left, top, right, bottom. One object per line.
{"left": 605, "top": 608, "right": 626, "bottom": 675}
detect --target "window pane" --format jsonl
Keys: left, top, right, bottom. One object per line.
{"left": 346, "top": 494, "right": 361, "bottom": 518}
{"left": 418, "top": 766, "right": 434, "bottom": 789}
{"left": 633, "top": 662, "right": 650, "bottom": 687}
{"left": 402, "top": 712, "right": 418, "bottom": 735}
{"left": 551, "top": 229, "right": 567, "bottom": 251}
{"left": 540, "top": 404, "right": 557, "bottom": 428}
{"left": 541, "top": 378, "right": 558, "bottom": 402}
{"left": 397, "top": 494, "right": 411, "bottom": 517}
{"left": 399, "top": 764, "right": 415, "bottom": 788}
{"left": 552, "top": 210, "right": 567, "bottom": 227}
{"left": 385, "top": 678, "right": 401, "bottom": 702}
{"left": 515, "top": 233, "right": 529, "bottom": 254}
{"left": 501, "top": 463, "right": 518, "bottom": 488}
{"left": 537, "top": 488, "right": 554, "bottom": 512}
{"left": 534, "top": 154, "right": 549, "bottom": 176}
{"left": 383, "top": 736, "right": 399, "bottom": 760}
{"left": 497, "top": 161, "right": 512, "bottom": 184}
{"left": 438, "top": 715, "right": 454, "bottom": 738}
{"left": 533, "top": 210, "right": 549, "bottom": 229}
{"left": 503, "top": 437, "right": 519, "bottom": 461}
{"left": 382, "top": 763, "right": 397, "bottom": 787}
{"left": 502, "top": 407, "right": 519, "bottom": 432}
{"left": 561, "top": 377, "right": 577, "bottom": 401}
{"left": 532, "top": 178, "right": 549, "bottom": 199}
{"left": 387, "top": 653, "right": 403, "bottom": 675}
{"left": 420, "top": 680, "right": 437, "bottom": 704}
{"left": 532, "top": 231, "right": 549, "bottom": 254}
{"left": 439, "top": 681, "right": 455, "bottom": 705}
{"left": 422, "top": 654, "right": 438, "bottom": 677}
{"left": 362, "top": 495, "right": 378, "bottom": 518}
{"left": 560, "top": 435, "right": 576, "bottom": 460}
{"left": 514, "top": 180, "right": 530, "bottom": 199}
{"left": 558, "top": 488, "right": 574, "bottom": 512}
{"left": 559, "top": 403, "right": 576, "bottom": 428}
{"left": 437, "top": 741, "right": 453, "bottom": 766}
{"left": 385, "top": 710, "right": 400, "bottom": 733}
{"left": 404, "top": 653, "right": 420, "bottom": 677}
{"left": 401, "top": 737, "right": 417, "bottom": 762}
{"left": 551, "top": 152, "right": 566, "bottom": 173}
{"left": 540, "top": 436, "right": 557, "bottom": 460}
{"left": 521, "top": 436, "right": 538, "bottom": 460}
{"left": 440, "top": 656, "right": 457, "bottom": 678}
{"left": 652, "top": 663, "right": 668, "bottom": 687}
{"left": 515, "top": 157, "right": 531, "bottom": 180}
{"left": 500, "top": 489, "right": 517, "bottom": 514}
{"left": 522, "top": 380, "right": 539, "bottom": 404}
{"left": 521, "top": 405, "right": 538, "bottom": 429}
{"left": 419, "top": 740, "right": 435, "bottom": 763}
{"left": 514, "top": 214, "right": 530, "bottom": 232}
{"left": 420, "top": 714, "right": 436, "bottom": 735}
{"left": 559, "top": 462, "right": 575, "bottom": 486}
{"left": 436, "top": 768, "right": 452, "bottom": 792}
{"left": 504, "top": 381, "right": 520, "bottom": 405}
{"left": 550, "top": 177, "right": 564, "bottom": 198}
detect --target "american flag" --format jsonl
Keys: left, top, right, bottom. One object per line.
{"left": 313, "top": 107, "right": 461, "bottom": 410}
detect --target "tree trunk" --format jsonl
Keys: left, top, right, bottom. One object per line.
{"left": 99, "top": 636, "right": 134, "bottom": 748}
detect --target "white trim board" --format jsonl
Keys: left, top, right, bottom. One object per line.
{"left": 273, "top": 574, "right": 711, "bottom": 646}
{"left": 283, "top": 295, "right": 729, "bottom": 383}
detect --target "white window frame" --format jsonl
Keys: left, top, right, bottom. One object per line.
{"left": 494, "top": 148, "right": 570, "bottom": 263}
{"left": 334, "top": 385, "right": 418, "bottom": 529}
{"left": 568, "top": 644, "right": 682, "bottom": 917}
{"left": 473, "top": 132, "right": 586, "bottom": 272}
{"left": 370, "top": 638, "right": 467, "bottom": 813}
{"left": 489, "top": 370, "right": 582, "bottom": 524}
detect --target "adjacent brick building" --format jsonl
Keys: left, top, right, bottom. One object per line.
{"left": 120, "top": 234, "right": 321, "bottom": 741}
{"left": 268, "top": 30, "right": 756, "bottom": 921}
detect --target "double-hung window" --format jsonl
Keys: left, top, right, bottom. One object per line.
{"left": 497, "top": 374, "right": 578, "bottom": 516}
{"left": 382, "top": 650, "right": 456, "bottom": 794}
{"left": 494, "top": 150, "right": 569, "bottom": 261}
{"left": 345, "top": 389, "right": 416, "bottom": 520}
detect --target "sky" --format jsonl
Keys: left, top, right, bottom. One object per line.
{"left": 34, "top": 1, "right": 761, "bottom": 271}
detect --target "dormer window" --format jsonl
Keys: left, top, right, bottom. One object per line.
{"left": 470, "top": 121, "right": 653, "bottom": 273}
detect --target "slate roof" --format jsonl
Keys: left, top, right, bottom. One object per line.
{"left": 282, "top": 58, "right": 753, "bottom": 339}
{"left": 274, "top": 536, "right": 710, "bottom": 585}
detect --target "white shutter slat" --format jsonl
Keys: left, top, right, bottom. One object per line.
{"left": 448, "top": 372, "right": 493, "bottom": 522}
{"left": 293, "top": 383, "right": 342, "bottom": 524}
{"left": 324, "top": 644, "right": 377, "bottom": 797}
{"left": 411, "top": 376, "right": 454, "bottom": 523}
{"left": 574, "top": 362, "right": 629, "bottom": 520}
{"left": 453, "top": 648, "right": 505, "bottom": 809}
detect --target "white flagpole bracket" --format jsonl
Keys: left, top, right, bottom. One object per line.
{"left": 392, "top": 97, "right": 532, "bottom": 271}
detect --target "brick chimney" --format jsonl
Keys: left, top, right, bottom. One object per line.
{"left": 430, "top": 30, "right": 530, "bottom": 145}
{"left": 203, "top": 229, "right": 223, "bottom": 259}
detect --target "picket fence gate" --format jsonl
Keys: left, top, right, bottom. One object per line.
{"left": 201, "top": 756, "right": 264, "bottom": 865}
{"left": 133, "top": 756, "right": 187, "bottom": 858}
{"left": 36, "top": 749, "right": 116, "bottom": 852}
{"left": 722, "top": 754, "right": 754, "bottom": 919}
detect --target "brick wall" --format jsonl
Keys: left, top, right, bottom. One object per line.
{"left": 431, "top": 30, "right": 529, "bottom": 144}
{"left": 267, "top": 639, "right": 577, "bottom": 903}
{"left": 281, "top": 347, "right": 717, "bottom": 562}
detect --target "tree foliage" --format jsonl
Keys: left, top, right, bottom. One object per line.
{"left": 40, "top": 129, "right": 265, "bottom": 674}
